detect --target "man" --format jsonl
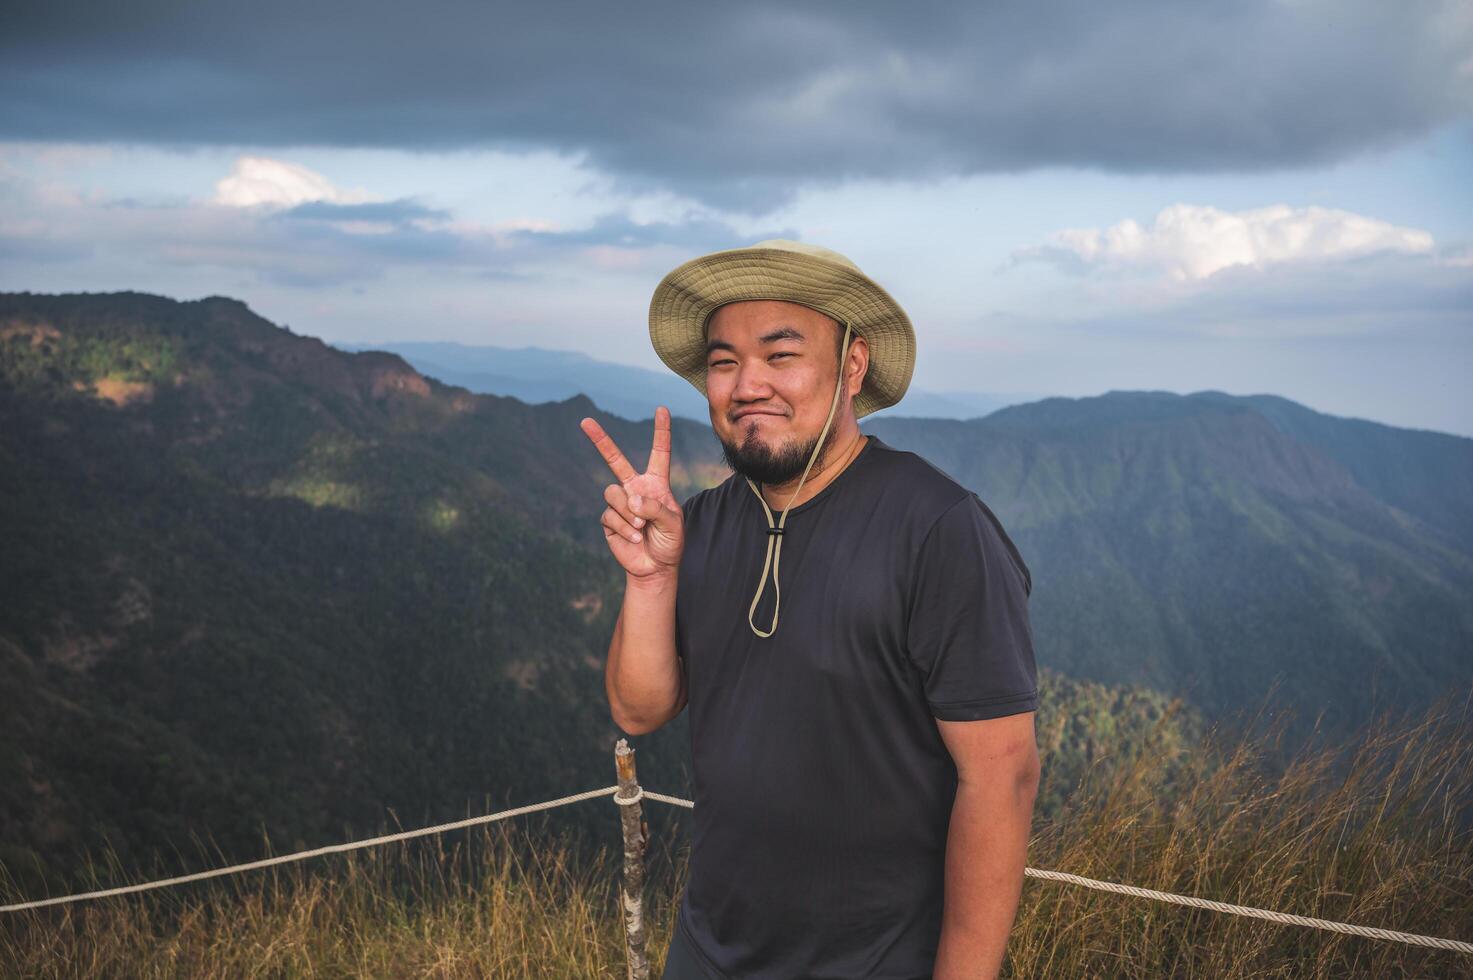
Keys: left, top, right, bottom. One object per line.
{"left": 579, "top": 240, "right": 1040, "bottom": 980}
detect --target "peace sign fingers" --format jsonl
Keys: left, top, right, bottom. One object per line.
{"left": 582, "top": 409, "right": 686, "bottom": 579}
{"left": 648, "top": 406, "right": 672, "bottom": 482}
{"left": 580, "top": 416, "right": 639, "bottom": 485}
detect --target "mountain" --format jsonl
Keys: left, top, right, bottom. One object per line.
{"left": 1195, "top": 391, "right": 1473, "bottom": 555}
{"left": 0, "top": 292, "right": 1174, "bottom": 889}
{"left": 0, "top": 292, "right": 712, "bottom": 886}
{"left": 336, "top": 340, "right": 1030, "bottom": 423}
{"left": 865, "top": 394, "right": 1473, "bottom": 736}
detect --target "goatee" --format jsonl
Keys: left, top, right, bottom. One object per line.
{"left": 719, "top": 420, "right": 837, "bottom": 486}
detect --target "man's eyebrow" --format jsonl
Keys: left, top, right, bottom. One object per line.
{"left": 706, "top": 326, "right": 807, "bottom": 355}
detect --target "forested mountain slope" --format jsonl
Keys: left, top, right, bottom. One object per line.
{"left": 866, "top": 393, "right": 1473, "bottom": 735}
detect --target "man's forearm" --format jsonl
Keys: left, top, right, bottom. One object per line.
{"left": 606, "top": 572, "right": 683, "bottom": 734}
{"left": 932, "top": 766, "right": 1038, "bottom": 979}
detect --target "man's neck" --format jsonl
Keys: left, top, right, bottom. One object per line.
{"left": 757, "top": 426, "right": 868, "bottom": 512}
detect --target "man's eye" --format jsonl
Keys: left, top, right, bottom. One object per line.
{"left": 708, "top": 353, "right": 793, "bottom": 367}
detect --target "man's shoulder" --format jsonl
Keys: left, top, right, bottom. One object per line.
{"left": 867, "top": 436, "right": 1033, "bottom": 591}
{"left": 862, "top": 435, "right": 974, "bottom": 521}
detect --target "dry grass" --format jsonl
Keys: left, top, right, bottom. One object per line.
{"left": 1011, "top": 699, "right": 1473, "bottom": 978}
{"left": 3, "top": 701, "right": 1471, "bottom": 979}
{"left": 0, "top": 813, "right": 690, "bottom": 979}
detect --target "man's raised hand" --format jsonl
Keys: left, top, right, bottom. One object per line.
{"left": 580, "top": 406, "right": 685, "bottom": 581}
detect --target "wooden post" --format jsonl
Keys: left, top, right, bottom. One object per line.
{"left": 614, "top": 738, "right": 650, "bottom": 980}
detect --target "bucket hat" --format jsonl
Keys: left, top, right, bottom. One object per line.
{"left": 647, "top": 240, "right": 916, "bottom": 639}
{"left": 648, "top": 239, "right": 915, "bottom": 418}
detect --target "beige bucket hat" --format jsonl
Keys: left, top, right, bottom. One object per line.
{"left": 647, "top": 239, "right": 916, "bottom": 418}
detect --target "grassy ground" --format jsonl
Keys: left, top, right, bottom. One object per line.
{"left": 3, "top": 701, "right": 1470, "bottom": 978}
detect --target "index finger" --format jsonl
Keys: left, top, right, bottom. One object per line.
{"left": 648, "top": 406, "right": 672, "bottom": 481}
{"left": 580, "top": 417, "right": 639, "bottom": 484}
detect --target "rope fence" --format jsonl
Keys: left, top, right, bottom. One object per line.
{"left": 1018, "top": 868, "right": 1472, "bottom": 954}
{"left": 3, "top": 748, "right": 1470, "bottom": 961}
{"left": 0, "top": 786, "right": 622, "bottom": 914}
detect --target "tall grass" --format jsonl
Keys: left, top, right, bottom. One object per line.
{"left": 3, "top": 701, "right": 1470, "bottom": 978}
{"left": 1012, "top": 698, "right": 1473, "bottom": 977}
{"left": 0, "top": 812, "right": 687, "bottom": 978}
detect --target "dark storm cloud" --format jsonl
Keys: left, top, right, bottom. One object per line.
{"left": 3, "top": 0, "right": 1470, "bottom": 210}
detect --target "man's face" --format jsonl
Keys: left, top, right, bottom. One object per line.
{"left": 705, "top": 299, "right": 863, "bottom": 485}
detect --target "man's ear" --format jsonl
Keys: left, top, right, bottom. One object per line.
{"left": 845, "top": 334, "right": 870, "bottom": 398}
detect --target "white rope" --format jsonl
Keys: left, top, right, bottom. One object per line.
{"left": 0, "top": 785, "right": 623, "bottom": 914}
{"left": 1018, "top": 867, "right": 1473, "bottom": 954}
{"left": 6, "top": 783, "right": 1470, "bottom": 956}
{"left": 641, "top": 789, "right": 692, "bottom": 809}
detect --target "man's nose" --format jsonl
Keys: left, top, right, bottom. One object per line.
{"left": 731, "top": 362, "right": 776, "bottom": 403}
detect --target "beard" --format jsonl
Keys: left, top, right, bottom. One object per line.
{"left": 719, "top": 418, "right": 838, "bottom": 485}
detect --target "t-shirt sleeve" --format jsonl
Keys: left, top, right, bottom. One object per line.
{"left": 904, "top": 493, "right": 1038, "bottom": 721}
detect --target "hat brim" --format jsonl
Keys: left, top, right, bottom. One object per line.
{"left": 648, "top": 246, "right": 915, "bottom": 419}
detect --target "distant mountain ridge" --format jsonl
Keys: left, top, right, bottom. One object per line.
{"left": 336, "top": 339, "right": 1030, "bottom": 423}
{"left": 1197, "top": 391, "right": 1473, "bottom": 553}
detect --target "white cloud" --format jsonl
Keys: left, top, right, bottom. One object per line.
{"left": 1018, "top": 204, "right": 1436, "bottom": 280}
{"left": 213, "top": 156, "right": 378, "bottom": 209}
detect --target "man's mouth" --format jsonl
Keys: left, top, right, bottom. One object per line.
{"left": 732, "top": 408, "right": 786, "bottom": 422}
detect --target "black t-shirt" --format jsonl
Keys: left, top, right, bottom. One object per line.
{"left": 672, "top": 433, "right": 1038, "bottom": 980}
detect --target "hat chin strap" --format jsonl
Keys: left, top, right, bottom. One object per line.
{"left": 743, "top": 319, "right": 854, "bottom": 639}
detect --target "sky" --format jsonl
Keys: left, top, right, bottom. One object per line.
{"left": 2, "top": 0, "right": 1471, "bottom": 435}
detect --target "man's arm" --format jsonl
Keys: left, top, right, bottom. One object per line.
{"left": 579, "top": 409, "right": 689, "bottom": 736}
{"left": 931, "top": 710, "right": 1041, "bottom": 980}
{"left": 606, "top": 570, "right": 687, "bottom": 735}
